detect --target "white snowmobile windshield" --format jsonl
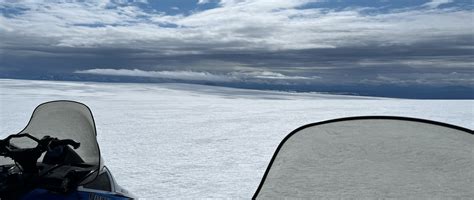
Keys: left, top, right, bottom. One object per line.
{"left": 1, "top": 101, "right": 101, "bottom": 179}
{"left": 254, "top": 117, "right": 474, "bottom": 199}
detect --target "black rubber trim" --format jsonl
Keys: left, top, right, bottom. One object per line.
{"left": 11, "top": 100, "right": 102, "bottom": 185}
{"left": 252, "top": 116, "right": 473, "bottom": 199}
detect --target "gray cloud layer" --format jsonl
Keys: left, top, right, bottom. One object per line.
{"left": 1, "top": 0, "right": 473, "bottom": 90}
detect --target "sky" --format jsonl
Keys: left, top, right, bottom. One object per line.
{"left": 0, "top": 0, "right": 473, "bottom": 98}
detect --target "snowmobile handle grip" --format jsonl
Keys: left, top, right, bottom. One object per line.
{"left": 48, "top": 139, "right": 80, "bottom": 149}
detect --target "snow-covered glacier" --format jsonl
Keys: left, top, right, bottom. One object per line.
{"left": 1, "top": 79, "right": 472, "bottom": 199}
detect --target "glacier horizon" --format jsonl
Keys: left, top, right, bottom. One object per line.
{"left": 1, "top": 73, "right": 473, "bottom": 99}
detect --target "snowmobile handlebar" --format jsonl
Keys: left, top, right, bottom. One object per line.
{"left": 44, "top": 137, "right": 81, "bottom": 150}
{"left": 0, "top": 133, "right": 80, "bottom": 173}
{"left": 0, "top": 134, "right": 83, "bottom": 198}
{"left": 0, "top": 133, "right": 80, "bottom": 154}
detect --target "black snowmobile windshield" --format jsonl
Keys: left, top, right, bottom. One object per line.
{"left": 254, "top": 117, "right": 474, "bottom": 199}
{"left": 1, "top": 101, "right": 101, "bottom": 182}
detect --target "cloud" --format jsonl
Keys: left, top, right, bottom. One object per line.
{"left": 74, "top": 68, "right": 314, "bottom": 83}
{"left": 0, "top": 0, "right": 473, "bottom": 91}
{"left": 367, "top": 72, "right": 474, "bottom": 86}
{"left": 74, "top": 66, "right": 474, "bottom": 87}
{"left": 423, "top": 0, "right": 453, "bottom": 8}
{"left": 1, "top": 0, "right": 471, "bottom": 52}
{"left": 75, "top": 69, "right": 234, "bottom": 82}
{"left": 231, "top": 71, "right": 314, "bottom": 80}
{"left": 197, "top": 0, "right": 211, "bottom": 5}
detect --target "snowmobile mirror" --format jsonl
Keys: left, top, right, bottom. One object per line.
{"left": 253, "top": 117, "right": 474, "bottom": 199}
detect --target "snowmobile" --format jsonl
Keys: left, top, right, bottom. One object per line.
{"left": 0, "top": 101, "right": 135, "bottom": 200}
{"left": 253, "top": 116, "right": 473, "bottom": 199}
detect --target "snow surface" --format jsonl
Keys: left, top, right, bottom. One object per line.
{"left": 0, "top": 79, "right": 473, "bottom": 199}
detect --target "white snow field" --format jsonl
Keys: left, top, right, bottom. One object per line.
{"left": 0, "top": 79, "right": 473, "bottom": 199}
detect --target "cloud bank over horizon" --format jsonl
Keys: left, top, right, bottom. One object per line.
{"left": 0, "top": 0, "right": 473, "bottom": 98}
{"left": 75, "top": 68, "right": 313, "bottom": 82}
